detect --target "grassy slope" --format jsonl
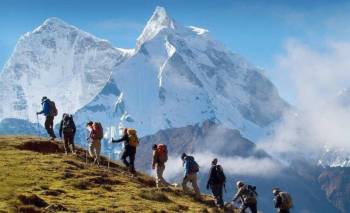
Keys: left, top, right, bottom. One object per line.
{"left": 0, "top": 136, "right": 238, "bottom": 212}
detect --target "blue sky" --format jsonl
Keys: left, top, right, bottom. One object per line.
{"left": 1, "top": 0, "right": 350, "bottom": 104}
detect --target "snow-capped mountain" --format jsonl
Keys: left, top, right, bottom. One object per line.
{"left": 75, "top": 6, "right": 289, "bottom": 140}
{"left": 0, "top": 18, "right": 126, "bottom": 123}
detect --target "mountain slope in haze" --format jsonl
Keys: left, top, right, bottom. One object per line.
{"left": 76, "top": 7, "right": 289, "bottom": 141}
{"left": 0, "top": 18, "right": 126, "bottom": 123}
{"left": 0, "top": 136, "right": 228, "bottom": 212}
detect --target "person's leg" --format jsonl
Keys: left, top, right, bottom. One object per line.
{"left": 47, "top": 116, "right": 56, "bottom": 139}
{"left": 218, "top": 184, "right": 224, "bottom": 207}
{"left": 44, "top": 116, "right": 51, "bottom": 137}
{"left": 129, "top": 147, "right": 136, "bottom": 173}
{"left": 155, "top": 164, "right": 161, "bottom": 188}
{"left": 69, "top": 134, "right": 75, "bottom": 153}
{"left": 95, "top": 139, "right": 101, "bottom": 164}
{"left": 121, "top": 149, "right": 129, "bottom": 167}
{"left": 189, "top": 174, "right": 201, "bottom": 198}
{"left": 182, "top": 175, "right": 190, "bottom": 192}
{"left": 211, "top": 185, "right": 220, "bottom": 206}
{"left": 63, "top": 134, "right": 69, "bottom": 154}
{"left": 88, "top": 141, "right": 94, "bottom": 158}
{"left": 159, "top": 164, "right": 170, "bottom": 186}
{"left": 249, "top": 203, "right": 257, "bottom": 213}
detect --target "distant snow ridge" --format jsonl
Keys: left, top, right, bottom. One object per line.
{"left": 0, "top": 7, "right": 288, "bottom": 142}
{"left": 0, "top": 17, "right": 125, "bottom": 123}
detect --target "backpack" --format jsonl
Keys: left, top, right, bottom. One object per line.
{"left": 127, "top": 128, "right": 139, "bottom": 147}
{"left": 279, "top": 192, "right": 293, "bottom": 209}
{"left": 48, "top": 100, "right": 58, "bottom": 117}
{"left": 156, "top": 144, "right": 168, "bottom": 163}
{"left": 91, "top": 122, "right": 103, "bottom": 140}
{"left": 242, "top": 185, "right": 257, "bottom": 204}
{"left": 187, "top": 156, "right": 199, "bottom": 173}
{"left": 62, "top": 114, "right": 75, "bottom": 133}
{"left": 210, "top": 165, "right": 226, "bottom": 184}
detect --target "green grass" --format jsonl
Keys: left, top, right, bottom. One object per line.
{"left": 0, "top": 136, "right": 238, "bottom": 212}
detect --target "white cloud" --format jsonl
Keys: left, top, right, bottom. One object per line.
{"left": 259, "top": 39, "right": 350, "bottom": 161}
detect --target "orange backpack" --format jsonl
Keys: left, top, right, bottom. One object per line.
{"left": 127, "top": 128, "right": 139, "bottom": 147}
{"left": 156, "top": 144, "right": 168, "bottom": 163}
{"left": 91, "top": 122, "right": 103, "bottom": 140}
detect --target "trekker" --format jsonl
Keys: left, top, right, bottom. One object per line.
{"left": 181, "top": 153, "right": 201, "bottom": 198}
{"left": 206, "top": 158, "right": 226, "bottom": 208}
{"left": 86, "top": 121, "right": 103, "bottom": 166}
{"left": 233, "top": 181, "right": 258, "bottom": 213}
{"left": 59, "top": 113, "right": 76, "bottom": 155}
{"left": 36, "top": 96, "right": 57, "bottom": 140}
{"left": 112, "top": 128, "right": 139, "bottom": 173}
{"left": 273, "top": 188, "right": 293, "bottom": 213}
{"left": 152, "top": 144, "right": 170, "bottom": 188}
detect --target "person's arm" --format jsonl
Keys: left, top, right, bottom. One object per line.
{"left": 59, "top": 120, "right": 63, "bottom": 138}
{"left": 233, "top": 188, "right": 243, "bottom": 202}
{"left": 112, "top": 134, "right": 127, "bottom": 143}
{"left": 37, "top": 102, "right": 48, "bottom": 114}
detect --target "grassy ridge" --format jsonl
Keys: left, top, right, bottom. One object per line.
{"left": 0, "top": 136, "right": 237, "bottom": 212}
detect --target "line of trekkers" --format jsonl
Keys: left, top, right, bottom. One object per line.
{"left": 36, "top": 96, "right": 293, "bottom": 213}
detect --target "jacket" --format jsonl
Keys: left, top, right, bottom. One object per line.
{"left": 38, "top": 99, "right": 50, "bottom": 116}
{"left": 183, "top": 156, "right": 195, "bottom": 176}
{"left": 207, "top": 165, "right": 225, "bottom": 186}
{"left": 59, "top": 115, "right": 76, "bottom": 138}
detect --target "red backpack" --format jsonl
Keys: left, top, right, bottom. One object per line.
{"left": 91, "top": 122, "right": 103, "bottom": 140}
{"left": 156, "top": 144, "right": 168, "bottom": 163}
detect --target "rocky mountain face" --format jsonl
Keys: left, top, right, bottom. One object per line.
{"left": 318, "top": 167, "right": 350, "bottom": 213}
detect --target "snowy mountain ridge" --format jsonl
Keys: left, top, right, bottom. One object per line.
{"left": 0, "top": 7, "right": 288, "bottom": 143}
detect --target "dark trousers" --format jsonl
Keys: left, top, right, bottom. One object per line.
{"left": 278, "top": 209, "right": 290, "bottom": 213}
{"left": 45, "top": 116, "right": 56, "bottom": 138}
{"left": 241, "top": 203, "right": 257, "bottom": 213}
{"left": 121, "top": 145, "right": 136, "bottom": 172}
{"left": 63, "top": 132, "right": 75, "bottom": 153}
{"left": 210, "top": 184, "right": 224, "bottom": 207}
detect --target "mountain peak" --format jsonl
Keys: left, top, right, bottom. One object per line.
{"left": 43, "top": 17, "right": 67, "bottom": 26}
{"left": 136, "top": 6, "right": 176, "bottom": 47}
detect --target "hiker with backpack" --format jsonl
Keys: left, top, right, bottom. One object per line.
{"left": 152, "top": 144, "right": 170, "bottom": 188}
{"left": 181, "top": 153, "right": 201, "bottom": 198}
{"left": 86, "top": 121, "right": 103, "bottom": 166}
{"left": 59, "top": 113, "right": 76, "bottom": 155}
{"left": 112, "top": 128, "right": 139, "bottom": 173}
{"left": 273, "top": 188, "right": 293, "bottom": 213}
{"left": 36, "top": 96, "right": 57, "bottom": 140}
{"left": 233, "top": 181, "right": 258, "bottom": 213}
{"left": 206, "top": 158, "right": 226, "bottom": 208}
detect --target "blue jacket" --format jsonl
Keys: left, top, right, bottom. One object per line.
{"left": 183, "top": 156, "right": 194, "bottom": 176}
{"left": 38, "top": 99, "right": 50, "bottom": 116}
